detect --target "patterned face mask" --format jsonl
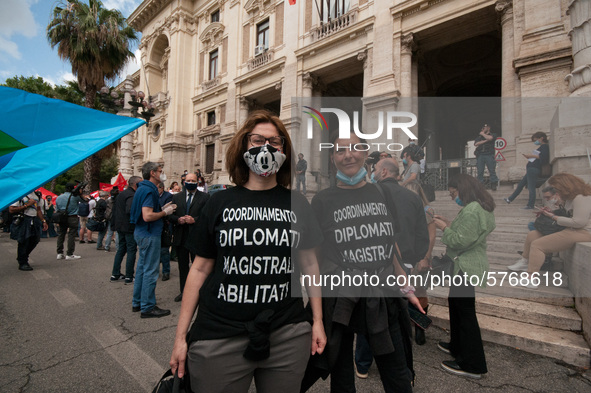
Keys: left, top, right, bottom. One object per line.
{"left": 243, "top": 144, "right": 286, "bottom": 177}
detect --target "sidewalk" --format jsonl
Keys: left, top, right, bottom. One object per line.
{"left": 0, "top": 232, "right": 590, "bottom": 392}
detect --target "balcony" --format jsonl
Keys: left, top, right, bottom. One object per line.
{"left": 202, "top": 77, "right": 220, "bottom": 91}
{"left": 247, "top": 49, "right": 274, "bottom": 71}
{"left": 311, "top": 9, "right": 358, "bottom": 41}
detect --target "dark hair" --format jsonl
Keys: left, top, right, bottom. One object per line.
{"left": 448, "top": 174, "right": 495, "bottom": 212}
{"left": 65, "top": 182, "right": 76, "bottom": 192}
{"left": 225, "top": 110, "right": 294, "bottom": 187}
{"left": 531, "top": 132, "right": 548, "bottom": 143}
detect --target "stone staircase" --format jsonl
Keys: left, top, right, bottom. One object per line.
{"left": 427, "top": 185, "right": 590, "bottom": 367}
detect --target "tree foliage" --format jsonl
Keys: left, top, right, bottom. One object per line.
{"left": 47, "top": 0, "right": 138, "bottom": 190}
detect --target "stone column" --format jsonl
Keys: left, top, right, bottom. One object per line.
{"left": 118, "top": 77, "right": 135, "bottom": 177}
{"left": 238, "top": 97, "right": 251, "bottom": 128}
{"left": 301, "top": 72, "right": 317, "bottom": 191}
{"left": 566, "top": 0, "right": 591, "bottom": 96}
{"left": 496, "top": 0, "right": 519, "bottom": 181}
{"left": 400, "top": 33, "right": 415, "bottom": 99}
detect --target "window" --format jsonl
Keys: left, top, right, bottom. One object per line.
{"left": 207, "top": 110, "right": 216, "bottom": 126}
{"left": 205, "top": 144, "right": 215, "bottom": 173}
{"left": 321, "top": 0, "right": 350, "bottom": 23}
{"left": 256, "top": 20, "right": 270, "bottom": 49}
{"left": 209, "top": 49, "right": 218, "bottom": 80}
{"left": 211, "top": 10, "right": 219, "bottom": 23}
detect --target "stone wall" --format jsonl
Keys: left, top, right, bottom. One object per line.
{"left": 562, "top": 242, "right": 591, "bottom": 347}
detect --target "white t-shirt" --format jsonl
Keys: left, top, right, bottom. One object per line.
{"left": 11, "top": 192, "right": 39, "bottom": 217}
{"left": 88, "top": 199, "right": 97, "bottom": 218}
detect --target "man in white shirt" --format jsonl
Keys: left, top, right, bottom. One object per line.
{"left": 9, "top": 192, "right": 48, "bottom": 270}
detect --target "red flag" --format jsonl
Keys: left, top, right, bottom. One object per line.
{"left": 99, "top": 183, "right": 114, "bottom": 192}
{"left": 36, "top": 187, "right": 58, "bottom": 205}
{"left": 289, "top": 0, "right": 296, "bottom": 4}
{"left": 112, "top": 172, "right": 128, "bottom": 191}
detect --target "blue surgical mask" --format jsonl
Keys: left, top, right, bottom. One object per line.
{"left": 337, "top": 167, "right": 367, "bottom": 186}
{"left": 402, "top": 158, "right": 408, "bottom": 165}
{"left": 534, "top": 140, "right": 541, "bottom": 145}
{"left": 409, "top": 141, "right": 416, "bottom": 145}
{"left": 455, "top": 196, "right": 464, "bottom": 207}
{"left": 370, "top": 173, "right": 377, "bottom": 184}
{"left": 185, "top": 182, "right": 198, "bottom": 191}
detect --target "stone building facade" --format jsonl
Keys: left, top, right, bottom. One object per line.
{"left": 121, "top": 0, "right": 591, "bottom": 187}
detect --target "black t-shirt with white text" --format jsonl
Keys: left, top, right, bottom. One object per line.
{"left": 312, "top": 183, "right": 395, "bottom": 274}
{"left": 188, "top": 185, "right": 323, "bottom": 341}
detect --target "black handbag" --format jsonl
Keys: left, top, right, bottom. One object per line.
{"left": 152, "top": 369, "right": 192, "bottom": 393}
{"left": 431, "top": 254, "right": 453, "bottom": 277}
{"left": 52, "top": 195, "right": 72, "bottom": 225}
{"left": 533, "top": 207, "right": 567, "bottom": 235}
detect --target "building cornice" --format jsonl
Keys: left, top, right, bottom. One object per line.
{"left": 128, "top": 0, "right": 173, "bottom": 31}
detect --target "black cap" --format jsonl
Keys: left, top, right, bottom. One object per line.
{"left": 366, "top": 151, "right": 381, "bottom": 166}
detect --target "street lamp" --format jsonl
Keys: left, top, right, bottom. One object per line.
{"left": 99, "top": 86, "right": 155, "bottom": 125}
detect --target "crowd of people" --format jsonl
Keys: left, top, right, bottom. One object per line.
{"left": 3, "top": 111, "right": 590, "bottom": 392}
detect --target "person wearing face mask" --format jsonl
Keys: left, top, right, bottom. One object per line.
{"left": 129, "top": 162, "right": 177, "bottom": 318}
{"left": 169, "top": 110, "right": 326, "bottom": 393}
{"left": 168, "top": 172, "right": 210, "bottom": 302}
{"left": 400, "top": 149, "right": 420, "bottom": 187}
{"left": 301, "top": 134, "right": 424, "bottom": 393}
{"left": 474, "top": 124, "right": 499, "bottom": 190}
{"left": 432, "top": 174, "right": 496, "bottom": 379}
{"left": 504, "top": 132, "right": 550, "bottom": 209}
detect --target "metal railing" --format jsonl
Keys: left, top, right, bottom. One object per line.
{"left": 311, "top": 9, "right": 358, "bottom": 41}
{"left": 423, "top": 158, "right": 484, "bottom": 190}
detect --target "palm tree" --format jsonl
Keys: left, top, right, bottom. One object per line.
{"left": 47, "top": 0, "right": 138, "bottom": 190}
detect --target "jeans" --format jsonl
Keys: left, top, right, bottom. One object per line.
{"left": 41, "top": 217, "right": 58, "bottom": 238}
{"left": 296, "top": 174, "right": 306, "bottom": 193}
{"left": 354, "top": 334, "right": 373, "bottom": 374}
{"left": 476, "top": 154, "right": 498, "bottom": 186}
{"left": 160, "top": 246, "right": 170, "bottom": 275}
{"left": 112, "top": 231, "right": 137, "bottom": 278}
{"left": 98, "top": 221, "right": 114, "bottom": 250}
{"left": 57, "top": 216, "right": 79, "bottom": 256}
{"left": 133, "top": 235, "right": 161, "bottom": 312}
{"left": 508, "top": 166, "right": 540, "bottom": 208}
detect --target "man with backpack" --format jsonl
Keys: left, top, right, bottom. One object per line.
{"left": 56, "top": 183, "right": 84, "bottom": 260}
{"left": 78, "top": 192, "right": 94, "bottom": 244}
{"left": 101, "top": 188, "right": 118, "bottom": 252}
{"left": 94, "top": 191, "right": 110, "bottom": 250}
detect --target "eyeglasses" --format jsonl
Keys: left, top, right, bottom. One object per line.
{"left": 247, "top": 134, "right": 284, "bottom": 149}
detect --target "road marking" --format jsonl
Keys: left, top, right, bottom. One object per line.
{"left": 87, "top": 324, "right": 166, "bottom": 392}
{"left": 31, "top": 269, "right": 52, "bottom": 280}
{"left": 50, "top": 288, "right": 84, "bottom": 307}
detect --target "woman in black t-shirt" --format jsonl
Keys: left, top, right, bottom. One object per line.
{"left": 169, "top": 110, "right": 326, "bottom": 393}
{"left": 301, "top": 133, "right": 424, "bottom": 393}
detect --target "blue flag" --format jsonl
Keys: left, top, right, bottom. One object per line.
{"left": 0, "top": 86, "right": 145, "bottom": 212}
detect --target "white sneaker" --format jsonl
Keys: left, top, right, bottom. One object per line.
{"left": 57, "top": 254, "right": 65, "bottom": 260}
{"left": 521, "top": 281, "right": 539, "bottom": 289}
{"left": 507, "top": 258, "right": 529, "bottom": 272}
{"left": 66, "top": 255, "right": 81, "bottom": 260}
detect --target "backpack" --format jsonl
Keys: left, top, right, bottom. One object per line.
{"left": 105, "top": 198, "right": 114, "bottom": 221}
{"left": 78, "top": 201, "right": 90, "bottom": 217}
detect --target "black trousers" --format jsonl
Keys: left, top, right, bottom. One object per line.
{"left": 17, "top": 235, "right": 40, "bottom": 266}
{"left": 301, "top": 322, "right": 412, "bottom": 393}
{"left": 176, "top": 246, "right": 195, "bottom": 294}
{"left": 448, "top": 277, "right": 488, "bottom": 374}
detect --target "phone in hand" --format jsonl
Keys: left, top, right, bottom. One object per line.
{"left": 408, "top": 304, "right": 432, "bottom": 331}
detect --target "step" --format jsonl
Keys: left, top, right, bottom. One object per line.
{"left": 433, "top": 246, "right": 518, "bottom": 264}
{"left": 428, "top": 289, "right": 581, "bottom": 331}
{"left": 424, "top": 265, "right": 575, "bottom": 307}
{"left": 429, "top": 304, "right": 590, "bottom": 368}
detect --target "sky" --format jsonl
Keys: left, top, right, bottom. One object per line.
{"left": 0, "top": 0, "right": 144, "bottom": 87}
